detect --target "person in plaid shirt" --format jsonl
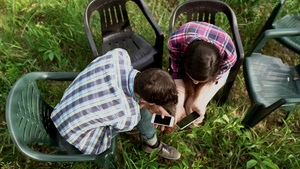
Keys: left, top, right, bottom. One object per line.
{"left": 168, "top": 21, "right": 237, "bottom": 127}
{"left": 51, "top": 48, "right": 181, "bottom": 160}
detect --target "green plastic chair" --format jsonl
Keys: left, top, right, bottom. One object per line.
{"left": 256, "top": 0, "right": 300, "bottom": 54}
{"left": 242, "top": 28, "right": 300, "bottom": 128}
{"left": 6, "top": 72, "right": 118, "bottom": 169}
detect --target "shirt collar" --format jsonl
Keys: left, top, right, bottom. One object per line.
{"left": 187, "top": 37, "right": 202, "bottom": 45}
{"left": 129, "top": 69, "right": 140, "bottom": 102}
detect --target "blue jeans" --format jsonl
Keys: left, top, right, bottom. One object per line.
{"left": 111, "top": 108, "right": 157, "bottom": 145}
{"left": 135, "top": 108, "right": 157, "bottom": 145}
{"left": 112, "top": 108, "right": 157, "bottom": 145}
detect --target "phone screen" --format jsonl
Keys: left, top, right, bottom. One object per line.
{"left": 154, "top": 115, "right": 172, "bottom": 125}
{"left": 177, "top": 111, "right": 200, "bottom": 129}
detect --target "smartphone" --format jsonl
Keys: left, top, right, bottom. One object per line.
{"left": 177, "top": 111, "right": 201, "bottom": 129}
{"left": 151, "top": 114, "right": 175, "bottom": 127}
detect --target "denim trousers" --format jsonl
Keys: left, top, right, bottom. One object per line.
{"left": 135, "top": 108, "right": 157, "bottom": 145}
{"left": 111, "top": 108, "right": 157, "bottom": 145}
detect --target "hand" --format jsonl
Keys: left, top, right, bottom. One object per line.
{"left": 174, "top": 105, "right": 186, "bottom": 124}
{"left": 185, "top": 96, "right": 206, "bottom": 126}
{"left": 191, "top": 108, "right": 205, "bottom": 126}
{"left": 147, "top": 105, "right": 171, "bottom": 131}
{"left": 146, "top": 104, "right": 170, "bottom": 117}
{"left": 173, "top": 79, "right": 187, "bottom": 124}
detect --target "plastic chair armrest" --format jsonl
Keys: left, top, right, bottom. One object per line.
{"left": 250, "top": 28, "right": 300, "bottom": 54}
{"left": 23, "top": 72, "right": 80, "bottom": 81}
{"left": 229, "top": 14, "right": 245, "bottom": 68}
{"left": 134, "top": 0, "right": 164, "bottom": 46}
{"left": 257, "top": 0, "right": 286, "bottom": 37}
{"left": 19, "top": 145, "right": 96, "bottom": 162}
{"left": 284, "top": 98, "right": 300, "bottom": 103}
{"left": 84, "top": 1, "right": 99, "bottom": 57}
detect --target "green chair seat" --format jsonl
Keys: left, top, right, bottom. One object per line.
{"left": 6, "top": 72, "right": 118, "bottom": 169}
{"left": 273, "top": 13, "right": 300, "bottom": 54}
{"left": 245, "top": 53, "right": 300, "bottom": 107}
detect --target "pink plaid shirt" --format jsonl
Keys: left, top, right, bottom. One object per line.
{"left": 168, "top": 21, "right": 237, "bottom": 81}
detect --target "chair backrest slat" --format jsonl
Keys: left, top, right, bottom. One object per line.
{"left": 96, "top": 1, "right": 131, "bottom": 36}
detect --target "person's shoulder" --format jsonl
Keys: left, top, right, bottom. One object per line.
{"left": 185, "top": 21, "right": 211, "bottom": 26}
{"left": 107, "top": 48, "right": 130, "bottom": 60}
{"left": 106, "top": 48, "right": 134, "bottom": 69}
{"left": 91, "top": 48, "right": 132, "bottom": 69}
{"left": 110, "top": 48, "right": 129, "bottom": 56}
{"left": 183, "top": 21, "right": 220, "bottom": 30}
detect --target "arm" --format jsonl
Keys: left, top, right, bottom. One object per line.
{"left": 140, "top": 103, "right": 171, "bottom": 117}
{"left": 173, "top": 79, "right": 187, "bottom": 124}
{"left": 185, "top": 82, "right": 215, "bottom": 125}
{"left": 139, "top": 101, "right": 171, "bottom": 131}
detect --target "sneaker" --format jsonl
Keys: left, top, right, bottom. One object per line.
{"left": 142, "top": 141, "right": 181, "bottom": 160}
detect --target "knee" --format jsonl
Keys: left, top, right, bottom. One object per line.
{"left": 140, "top": 108, "right": 152, "bottom": 121}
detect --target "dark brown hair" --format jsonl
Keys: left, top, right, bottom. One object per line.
{"left": 134, "top": 68, "right": 178, "bottom": 108}
{"left": 182, "top": 40, "right": 221, "bottom": 95}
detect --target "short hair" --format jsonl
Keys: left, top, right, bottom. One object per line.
{"left": 134, "top": 68, "right": 178, "bottom": 108}
{"left": 183, "top": 40, "right": 221, "bottom": 83}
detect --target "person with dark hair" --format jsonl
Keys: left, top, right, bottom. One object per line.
{"left": 51, "top": 48, "right": 180, "bottom": 160}
{"left": 134, "top": 68, "right": 178, "bottom": 108}
{"left": 168, "top": 21, "right": 237, "bottom": 127}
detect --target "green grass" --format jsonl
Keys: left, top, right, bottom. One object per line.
{"left": 1, "top": 0, "right": 300, "bottom": 168}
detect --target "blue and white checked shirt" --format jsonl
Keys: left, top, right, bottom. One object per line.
{"left": 51, "top": 48, "right": 140, "bottom": 154}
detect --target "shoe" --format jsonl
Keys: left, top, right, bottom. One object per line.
{"left": 142, "top": 141, "right": 181, "bottom": 160}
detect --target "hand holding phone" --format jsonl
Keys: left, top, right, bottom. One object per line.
{"left": 151, "top": 114, "right": 175, "bottom": 127}
{"left": 177, "top": 111, "right": 201, "bottom": 129}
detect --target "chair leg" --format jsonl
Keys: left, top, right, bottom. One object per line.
{"left": 96, "top": 153, "right": 118, "bottom": 169}
{"left": 96, "top": 135, "right": 119, "bottom": 169}
{"left": 242, "top": 99, "right": 285, "bottom": 128}
{"left": 278, "top": 110, "right": 292, "bottom": 126}
{"left": 218, "top": 79, "right": 234, "bottom": 106}
{"left": 284, "top": 111, "right": 292, "bottom": 121}
{"left": 283, "top": 105, "right": 297, "bottom": 121}
{"left": 242, "top": 103, "right": 264, "bottom": 128}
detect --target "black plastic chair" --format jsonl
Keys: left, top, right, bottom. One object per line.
{"left": 6, "top": 72, "right": 118, "bottom": 169}
{"left": 84, "top": 0, "right": 164, "bottom": 71}
{"left": 169, "top": 0, "right": 244, "bottom": 105}
{"left": 255, "top": 0, "right": 300, "bottom": 55}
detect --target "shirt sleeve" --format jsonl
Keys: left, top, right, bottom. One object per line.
{"left": 168, "top": 37, "right": 182, "bottom": 79}
{"left": 199, "top": 22, "right": 237, "bottom": 81}
{"left": 75, "top": 126, "right": 112, "bottom": 154}
{"left": 215, "top": 36, "right": 237, "bottom": 81}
